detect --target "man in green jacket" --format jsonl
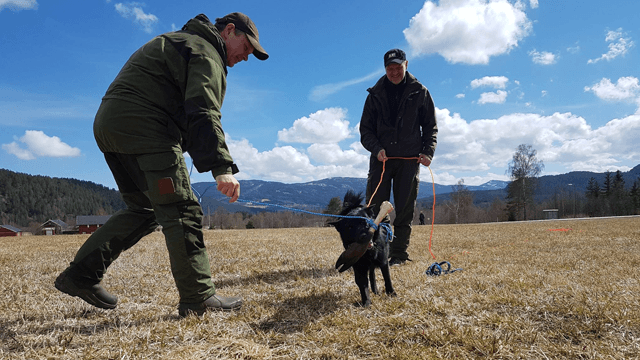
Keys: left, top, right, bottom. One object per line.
{"left": 55, "top": 12, "right": 268, "bottom": 317}
{"left": 360, "top": 48, "right": 438, "bottom": 266}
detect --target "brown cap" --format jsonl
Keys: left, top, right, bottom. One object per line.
{"left": 215, "top": 12, "right": 268, "bottom": 61}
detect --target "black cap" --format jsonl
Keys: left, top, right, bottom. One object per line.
{"left": 384, "top": 48, "right": 406, "bottom": 67}
{"left": 215, "top": 12, "right": 268, "bottom": 60}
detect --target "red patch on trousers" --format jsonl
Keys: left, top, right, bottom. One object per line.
{"left": 158, "top": 177, "right": 175, "bottom": 195}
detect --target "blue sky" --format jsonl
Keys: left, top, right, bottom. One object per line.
{"left": 1, "top": 0, "right": 639, "bottom": 191}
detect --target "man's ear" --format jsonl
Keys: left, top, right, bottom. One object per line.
{"left": 221, "top": 23, "right": 236, "bottom": 40}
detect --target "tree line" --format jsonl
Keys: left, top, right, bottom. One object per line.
{"left": 4, "top": 145, "right": 639, "bottom": 233}
{"left": 0, "top": 169, "right": 125, "bottom": 232}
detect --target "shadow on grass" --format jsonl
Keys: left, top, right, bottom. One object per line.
{"left": 215, "top": 266, "right": 340, "bottom": 288}
{"left": 252, "top": 290, "right": 344, "bottom": 334}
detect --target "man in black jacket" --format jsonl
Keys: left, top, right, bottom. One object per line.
{"left": 360, "top": 48, "right": 438, "bottom": 266}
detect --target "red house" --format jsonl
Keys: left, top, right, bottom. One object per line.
{"left": 0, "top": 225, "right": 23, "bottom": 237}
{"left": 76, "top": 216, "right": 112, "bottom": 234}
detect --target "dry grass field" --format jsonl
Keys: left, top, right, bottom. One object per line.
{"left": 1, "top": 216, "right": 639, "bottom": 359}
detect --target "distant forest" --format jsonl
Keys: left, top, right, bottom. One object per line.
{"left": 2, "top": 165, "right": 639, "bottom": 233}
{"left": 0, "top": 169, "right": 125, "bottom": 229}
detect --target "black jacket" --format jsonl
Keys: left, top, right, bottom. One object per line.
{"left": 359, "top": 72, "right": 437, "bottom": 159}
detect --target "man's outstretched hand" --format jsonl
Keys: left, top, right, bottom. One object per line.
{"left": 215, "top": 174, "right": 240, "bottom": 203}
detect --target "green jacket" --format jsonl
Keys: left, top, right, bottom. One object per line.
{"left": 94, "top": 14, "right": 238, "bottom": 177}
{"left": 360, "top": 72, "right": 438, "bottom": 159}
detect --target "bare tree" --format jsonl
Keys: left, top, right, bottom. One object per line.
{"left": 505, "top": 144, "right": 544, "bottom": 221}
{"left": 445, "top": 179, "right": 474, "bottom": 224}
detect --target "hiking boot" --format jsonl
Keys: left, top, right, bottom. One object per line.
{"left": 54, "top": 271, "right": 117, "bottom": 310}
{"left": 178, "top": 294, "right": 243, "bottom": 317}
{"left": 389, "top": 257, "right": 407, "bottom": 266}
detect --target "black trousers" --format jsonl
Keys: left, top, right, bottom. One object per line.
{"left": 365, "top": 157, "right": 420, "bottom": 260}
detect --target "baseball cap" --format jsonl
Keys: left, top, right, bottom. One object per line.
{"left": 384, "top": 49, "right": 406, "bottom": 67}
{"left": 215, "top": 12, "right": 269, "bottom": 60}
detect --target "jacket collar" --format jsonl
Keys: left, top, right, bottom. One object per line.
{"left": 181, "top": 14, "right": 228, "bottom": 74}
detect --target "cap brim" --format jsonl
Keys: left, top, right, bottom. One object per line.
{"left": 247, "top": 35, "right": 268, "bottom": 60}
{"left": 385, "top": 58, "right": 405, "bottom": 67}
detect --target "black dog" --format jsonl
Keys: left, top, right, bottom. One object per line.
{"left": 330, "top": 190, "right": 396, "bottom": 306}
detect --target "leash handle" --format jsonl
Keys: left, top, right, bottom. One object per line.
{"left": 373, "top": 201, "right": 393, "bottom": 225}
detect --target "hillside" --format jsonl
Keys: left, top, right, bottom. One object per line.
{"left": 192, "top": 177, "right": 510, "bottom": 213}
{"left": 2, "top": 164, "right": 638, "bottom": 227}
{"left": 0, "top": 169, "right": 125, "bottom": 228}
{"left": 419, "top": 164, "right": 640, "bottom": 207}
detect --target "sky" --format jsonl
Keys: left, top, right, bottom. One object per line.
{"left": 1, "top": 0, "right": 639, "bottom": 191}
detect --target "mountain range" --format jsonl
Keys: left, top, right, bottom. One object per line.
{"left": 193, "top": 164, "right": 640, "bottom": 213}
{"left": 192, "top": 177, "right": 510, "bottom": 214}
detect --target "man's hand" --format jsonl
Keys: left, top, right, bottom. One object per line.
{"left": 215, "top": 174, "right": 240, "bottom": 203}
{"left": 418, "top": 153, "right": 431, "bottom": 167}
{"left": 377, "top": 149, "right": 388, "bottom": 162}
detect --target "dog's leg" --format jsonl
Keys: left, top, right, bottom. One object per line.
{"left": 354, "top": 268, "right": 371, "bottom": 306}
{"left": 369, "top": 267, "right": 378, "bottom": 294}
{"left": 381, "top": 264, "right": 396, "bottom": 297}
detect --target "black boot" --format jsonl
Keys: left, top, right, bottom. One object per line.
{"left": 178, "top": 294, "right": 242, "bottom": 317}
{"left": 54, "top": 270, "right": 117, "bottom": 310}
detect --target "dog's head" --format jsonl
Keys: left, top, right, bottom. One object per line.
{"left": 329, "top": 190, "right": 376, "bottom": 272}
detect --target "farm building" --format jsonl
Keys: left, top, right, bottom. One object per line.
{"left": 543, "top": 209, "right": 559, "bottom": 220}
{"left": 37, "top": 219, "right": 69, "bottom": 236}
{"left": 0, "top": 225, "right": 23, "bottom": 237}
{"left": 76, "top": 215, "right": 112, "bottom": 234}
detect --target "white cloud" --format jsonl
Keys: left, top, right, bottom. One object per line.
{"left": 227, "top": 137, "right": 369, "bottom": 183}
{"left": 278, "top": 108, "right": 353, "bottom": 144}
{"left": 529, "top": 0, "right": 538, "bottom": 9}
{"left": 478, "top": 90, "right": 508, "bottom": 104}
{"left": 2, "top": 142, "right": 35, "bottom": 160}
{"left": 588, "top": 29, "right": 634, "bottom": 64}
{"left": 403, "top": 0, "right": 532, "bottom": 64}
{"left": 2, "top": 130, "right": 81, "bottom": 160}
{"left": 471, "top": 76, "right": 509, "bottom": 89}
{"left": 435, "top": 108, "right": 640, "bottom": 178}
{"left": 567, "top": 44, "right": 580, "bottom": 54}
{"left": 114, "top": 3, "right": 158, "bottom": 33}
{"left": 529, "top": 50, "right": 557, "bottom": 65}
{"left": 0, "top": 0, "right": 37, "bottom": 11}
{"left": 215, "top": 105, "right": 640, "bottom": 186}
{"left": 309, "top": 70, "right": 381, "bottom": 102}
{"left": 307, "top": 142, "right": 368, "bottom": 165}
{"left": 584, "top": 77, "right": 640, "bottom": 101}
{"left": 456, "top": 94, "right": 466, "bottom": 99}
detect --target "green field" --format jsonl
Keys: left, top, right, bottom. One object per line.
{"left": 1, "top": 217, "right": 639, "bottom": 359}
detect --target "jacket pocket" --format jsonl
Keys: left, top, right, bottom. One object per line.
{"left": 137, "top": 151, "right": 191, "bottom": 205}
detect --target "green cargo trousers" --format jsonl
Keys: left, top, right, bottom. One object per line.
{"left": 64, "top": 150, "right": 216, "bottom": 303}
{"left": 365, "top": 157, "right": 420, "bottom": 261}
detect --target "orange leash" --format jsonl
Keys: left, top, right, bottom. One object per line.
{"left": 367, "top": 157, "right": 437, "bottom": 260}
{"left": 427, "top": 166, "right": 436, "bottom": 260}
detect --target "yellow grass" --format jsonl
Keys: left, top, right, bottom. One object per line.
{"left": 1, "top": 217, "right": 639, "bottom": 359}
